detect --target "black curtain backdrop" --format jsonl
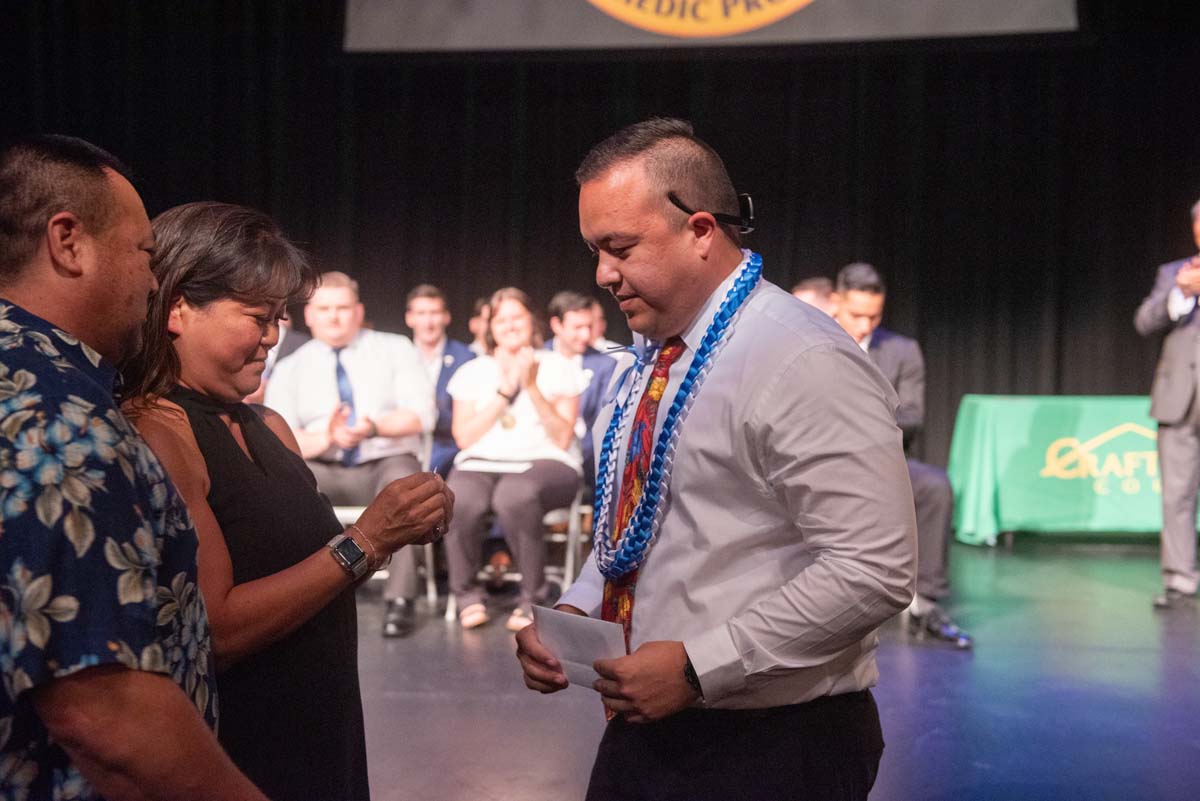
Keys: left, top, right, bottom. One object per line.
{"left": 4, "top": 1, "right": 1199, "bottom": 466}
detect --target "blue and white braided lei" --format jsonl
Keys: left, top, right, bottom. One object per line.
{"left": 592, "top": 252, "right": 763, "bottom": 580}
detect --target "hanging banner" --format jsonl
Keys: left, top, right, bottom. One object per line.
{"left": 344, "top": 0, "right": 1078, "bottom": 53}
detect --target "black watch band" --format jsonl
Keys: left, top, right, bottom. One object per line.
{"left": 683, "top": 656, "right": 703, "bottom": 698}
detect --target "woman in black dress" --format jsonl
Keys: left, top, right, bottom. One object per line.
{"left": 121, "top": 202, "right": 453, "bottom": 801}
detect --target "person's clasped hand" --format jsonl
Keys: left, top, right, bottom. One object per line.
{"left": 593, "top": 641, "right": 699, "bottom": 724}
{"left": 327, "top": 403, "right": 373, "bottom": 450}
{"left": 1176, "top": 257, "right": 1200, "bottom": 297}
{"left": 515, "top": 347, "right": 540, "bottom": 390}
{"left": 355, "top": 472, "right": 454, "bottom": 555}
{"left": 514, "top": 612, "right": 699, "bottom": 724}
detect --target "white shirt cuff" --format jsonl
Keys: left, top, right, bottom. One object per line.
{"left": 557, "top": 563, "right": 603, "bottom": 616}
{"left": 683, "top": 623, "right": 746, "bottom": 704}
{"left": 1168, "top": 287, "right": 1196, "bottom": 321}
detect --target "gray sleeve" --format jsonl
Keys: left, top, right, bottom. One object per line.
{"left": 892, "top": 339, "right": 925, "bottom": 437}
{"left": 1135, "top": 262, "right": 1183, "bottom": 337}
{"left": 684, "top": 344, "right": 917, "bottom": 702}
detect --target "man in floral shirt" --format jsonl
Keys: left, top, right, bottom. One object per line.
{"left": 0, "top": 136, "right": 267, "bottom": 800}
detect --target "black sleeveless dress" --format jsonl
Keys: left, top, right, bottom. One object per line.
{"left": 168, "top": 386, "right": 370, "bottom": 801}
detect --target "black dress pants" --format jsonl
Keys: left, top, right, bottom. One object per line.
{"left": 586, "top": 690, "right": 883, "bottom": 801}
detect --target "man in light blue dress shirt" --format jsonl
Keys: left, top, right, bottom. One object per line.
{"left": 516, "top": 118, "right": 916, "bottom": 801}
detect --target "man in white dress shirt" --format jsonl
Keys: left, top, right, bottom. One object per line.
{"left": 266, "top": 271, "right": 435, "bottom": 637}
{"left": 515, "top": 118, "right": 916, "bottom": 800}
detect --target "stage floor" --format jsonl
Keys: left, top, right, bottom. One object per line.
{"left": 356, "top": 541, "right": 1200, "bottom": 801}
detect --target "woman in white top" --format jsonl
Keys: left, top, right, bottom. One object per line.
{"left": 445, "top": 288, "right": 587, "bottom": 631}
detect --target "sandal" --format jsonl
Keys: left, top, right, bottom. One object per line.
{"left": 459, "top": 602, "right": 489, "bottom": 630}
{"left": 505, "top": 606, "right": 534, "bottom": 632}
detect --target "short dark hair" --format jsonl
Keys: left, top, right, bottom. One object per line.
{"left": 792, "top": 276, "right": 833, "bottom": 299}
{"left": 547, "top": 290, "right": 592, "bottom": 322}
{"left": 406, "top": 284, "right": 446, "bottom": 309}
{"left": 121, "top": 202, "right": 316, "bottom": 402}
{"left": 0, "top": 134, "right": 132, "bottom": 282}
{"left": 471, "top": 296, "right": 490, "bottom": 318}
{"left": 575, "top": 117, "right": 742, "bottom": 245}
{"left": 836, "top": 262, "right": 886, "bottom": 295}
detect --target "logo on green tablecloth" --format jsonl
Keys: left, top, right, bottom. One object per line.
{"left": 1040, "top": 423, "right": 1159, "bottom": 496}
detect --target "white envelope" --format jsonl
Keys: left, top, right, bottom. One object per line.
{"left": 532, "top": 605, "right": 627, "bottom": 688}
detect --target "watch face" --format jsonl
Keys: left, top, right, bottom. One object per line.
{"left": 335, "top": 535, "right": 366, "bottom": 564}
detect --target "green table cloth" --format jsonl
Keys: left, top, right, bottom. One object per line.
{"left": 947, "top": 395, "right": 1163, "bottom": 545}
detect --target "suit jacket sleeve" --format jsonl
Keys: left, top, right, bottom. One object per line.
{"left": 1136, "top": 261, "right": 1184, "bottom": 337}
{"left": 892, "top": 339, "right": 925, "bottom": 438}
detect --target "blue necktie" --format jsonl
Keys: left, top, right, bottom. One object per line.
{"left": 334, "top": 347, "right": 359, "bottom": 466}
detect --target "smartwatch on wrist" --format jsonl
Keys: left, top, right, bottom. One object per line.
{"left": 683, "top": 655, "right": 703, "bottom": 699}
{"left": 328, "top": 533, "right": 370, "bottom": 579}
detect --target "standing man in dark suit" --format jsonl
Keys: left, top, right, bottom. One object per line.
{"left": 406, "top": 284, "right": 475, "bottom": 477}
{"left": 835, "top": 262, "right": 972, "bottom": 647}
{"left": 1136, "top": 199, "right": 1200, "bottom": 610}
{"left": 546, "top": 291, "right": 618, "bottom": 486}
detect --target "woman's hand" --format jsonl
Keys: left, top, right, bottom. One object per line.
{"left": 355, "top": 472, "right": 453, "bottom": 554}
{"left": 497, "top": 359, "right": 521, "bottom": 398}
{"left": 515, "top": 347, "right": 540, "bottom": 390}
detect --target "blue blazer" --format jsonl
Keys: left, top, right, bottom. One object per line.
{"left": 430, "top": 339, "right": 476, "bottom": 476}
{"left": 545, "top": 340, "right": 618, "bottom": 486}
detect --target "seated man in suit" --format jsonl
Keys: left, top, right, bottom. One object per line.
{"left": 406, "top": 284, "right": 476, "bottom": 477}
{"left": 834, "top": 262, "right": 972, "bottom": 648}
{"left": 547, "top": 291, "right": 618, "bottom": 487}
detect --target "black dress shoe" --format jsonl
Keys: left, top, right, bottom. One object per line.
{"left": 383, "top": 598, "right": 416, "bottom": 638}
{"left": 1153, "top": 588, "right": 1197, "bottom": 610}
{"left": 909, "top": 605, "right": 973, "bottom": 649}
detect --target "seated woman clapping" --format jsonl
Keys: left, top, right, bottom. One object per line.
{"left": 445, "top": 288, "right": 586, "bottom": 632}
{"left": 120, "top": 202, "right": 452, "bottom": 801}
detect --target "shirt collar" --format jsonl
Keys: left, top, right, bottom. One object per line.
{"left": 316, "top": 330, "right": 365, "bottom": 354}
{"left": 630, "top": 249, "right": 752, "bottom": 358}
{"left": 0, "top": 300, "right": 120, "bottom": 394}
{"left": 859, "top": 332, "right": 873, "bottom": 353}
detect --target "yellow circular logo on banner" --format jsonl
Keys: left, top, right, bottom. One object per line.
{"left": 588, "top": 0, "right": 814, "bottom": 39}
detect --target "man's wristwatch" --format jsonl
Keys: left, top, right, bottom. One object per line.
{"left": 683, "top": 655, "right": 703, "bottom": 699}
{"left": 328, "top": 533, "right": 370, "bottom": 579}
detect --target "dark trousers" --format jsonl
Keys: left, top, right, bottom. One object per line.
{"left": 307, "top": 453, "right": 422, "bottom": 600}
{"left": 444, "top": 460, "right": 578, "bottom": 608}
{"left": 586, "top": 690, "right": 884, "bottom": 801}
{"left": 907, "top": 458, "right": 952, "bottom": 600}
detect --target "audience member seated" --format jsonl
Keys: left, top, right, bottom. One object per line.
{"left": 468, "top": 295, "right": 491, "bottom": 356}
{"left": 589, "top": 296, "right": 623, "bottom": 352}
{"left": 444, "top": 287, "right": 586, "bottom": 631}
{"left": 266, "top": 271, "right": 436, "bottom": 638}
{"left": 546, "top": 290, "right": 617, "bottom": 487}
{"left": 121, "top": 201, "right": 453, "bottom": 800}
{"left": 405, "top": 284, "right": 475, "bottom": 477}
{"left": 791, "top": 276, "right": 839, "bottom": 316}
{"left": 832, "top": 262, "right": 972, "bottom": 648}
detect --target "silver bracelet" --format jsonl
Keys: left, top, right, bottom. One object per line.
{"left": 346, "top": 524, "right": 380, "bottom": 571}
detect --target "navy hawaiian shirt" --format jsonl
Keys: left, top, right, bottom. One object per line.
{"left": 0, "top": 302, "right": 216, "bottom": 799}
